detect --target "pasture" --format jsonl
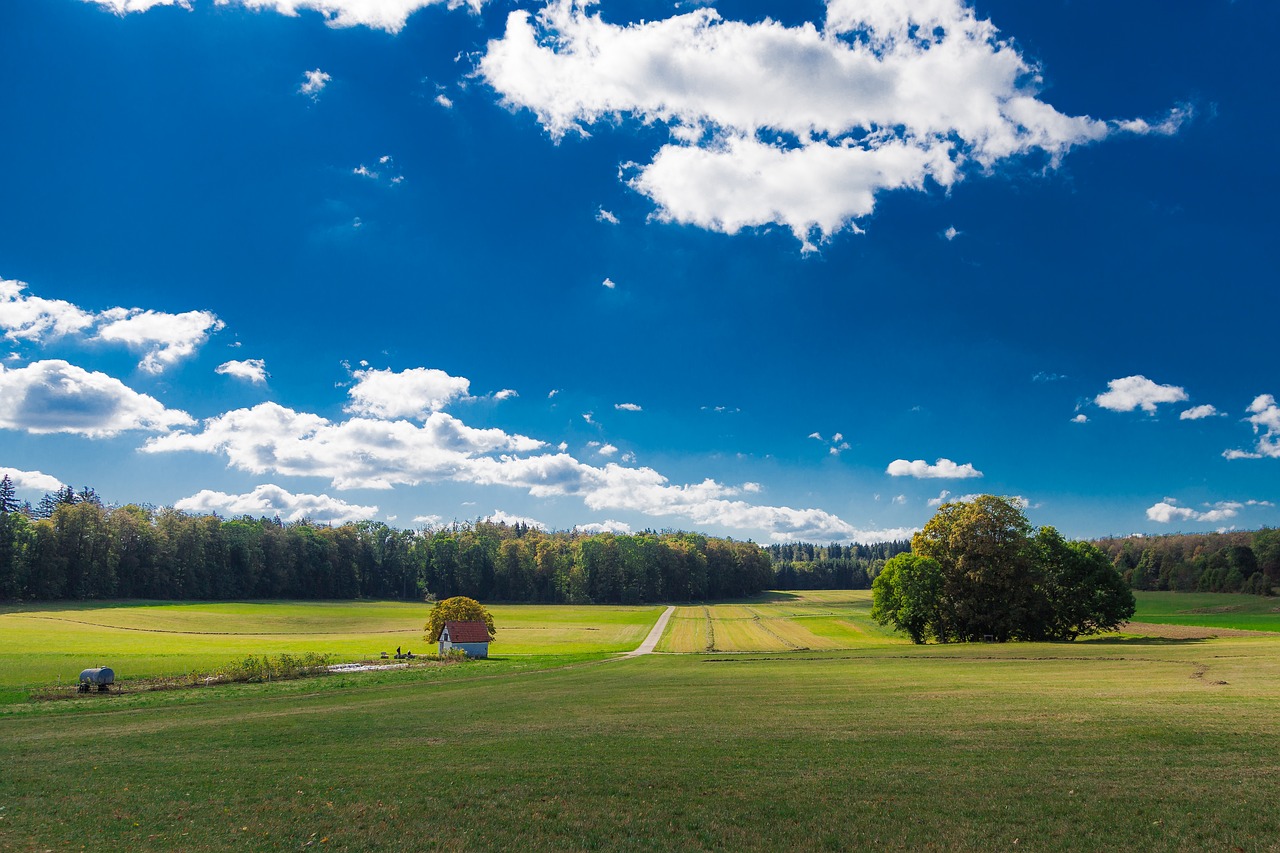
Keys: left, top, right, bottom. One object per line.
{"left": 1, "top": 592, "right": 1279, "bottom": 850}
{"left": 0, "top": 600, "right": 661, "bottom": 705}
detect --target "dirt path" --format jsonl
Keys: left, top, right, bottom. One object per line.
{"left": 621, "top": 606, "right": 676, "bottom": 658}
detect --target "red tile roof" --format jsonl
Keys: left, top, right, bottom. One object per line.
{"left": 444, "top": 621, "right": 491, "bottom": 643}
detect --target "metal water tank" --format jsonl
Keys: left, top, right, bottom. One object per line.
{"left": 79, "top": 667, "right": 115, "bottom": 686}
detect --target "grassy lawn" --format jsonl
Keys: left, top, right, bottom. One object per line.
{"left": 1, "top": 638, "right": 1278, "bottom": 850}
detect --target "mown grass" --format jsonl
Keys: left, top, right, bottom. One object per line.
{"left": 1129, "top": 591, "right": 1280, "bottom": 632}
{"left": 0, "top": 601, "right": 661, "bottom": 705}
{"left": 1, "top": 638, "right": 1277, "bottom": 851}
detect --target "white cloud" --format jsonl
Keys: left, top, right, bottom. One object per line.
{"left": 886, "top": 457, "right": 982, "bottom": 479}
{"left": 943, "top": 226, "right": 960, "bottom": 241}
{"left": 1070, "top": 414, "right": 1089, "bottom": 424}
{"left": 175, "top": 484, "right": 377, "bottom": 524}
{"left": 602, "top": 277, "right": 617, "bottom": 289}
{"left": 548, "top": 389, "right": 560, "bottom": 398}
{"left": 299, "top": 68, "right": 331, "bottom": 100}
{"left": 484, "top": 509, "right": 546, "bottom": 529}
{"left": 927, "top": 490, "right": 951, "bottom": 507}
{"left": 596, "top": 443, "right": 618, "bottom": 457}
{"left": 87, "top": 0, "right": 483, "bottom": 33}
{"left": 582, "top": 411, "right": 596, "bottom": 425}
{"left": 1179, "top": 404, "right": 1220, "bottom": 421}
{"left": 0, "top": 278, "right": 94, "bottom": 342}
{"left": 1145, "top": 498, "right": 1271, "bottom": 525}
{"left": 1224, "top": 394, "right": 1280, "bottom": 460}
{"left": 596, "top": 208, "right": 620, "bottom": 224}
{"left": 493, "top": 388, "right": 519, "bottom": 401}
{"left": 891, "top": 494, "right": 906, "bottom": 505}
{"left": 144, "top": 402, "right": 544, "bottom": 489}
{"left": 1094, "top": 375, "right": 1188, "bottom": 414}
{"left": 741, "top": 482, "right": 762, "bottom": 493}
{"left": 480, "top": 0, "right": 1182, "bottom": 244}
{"left": 144, "top": 394, "right": 909, "bottom": 542}
{"left": 216, "top": 358, "right": 268, "bottom": 384}
{"left": 0, "top": 466, "right": 65, "bottom": 494}
{"left": 614, "top": 402, "right": 641, "bottom": 412}
{"left": 95, "top": 308, "right": 225, "bottom": 374}
{"left": 0, "top": 359, "right": 193, "bottom": 437}
{"left": 808, "top": 432, "right": 823, "bottom": 440}
{"left": 345, "top": 366, "right": 470, "bottom": 420}
{"left": 575, "top": 519, "right": 633, "bottom": 535}
{"left": 413, "top": 514, "right": 445, "bottom": 526}
{"left": 435, "top": 94, "right": 454, "bottom": 108}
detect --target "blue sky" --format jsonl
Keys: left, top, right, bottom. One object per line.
{"left": 1, "top": 0, "right": 1276, "bottom": 542}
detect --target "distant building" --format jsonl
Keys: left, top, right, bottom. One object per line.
{"left": 439, "top": 620, "right": 491, "bottom": 658}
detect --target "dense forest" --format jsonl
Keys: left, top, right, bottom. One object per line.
{"left": 0, "top": 479, "right": 772, "bottom": 604}
{"left": 766, "top": 540, "right": 911, "bottom": 590}
{"left": 1094, "top": 529, "right": 1279, "bottom": 595}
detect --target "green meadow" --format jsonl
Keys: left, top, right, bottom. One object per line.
{"left": 2, "top": 592, "right": 1279, "bottom": 850}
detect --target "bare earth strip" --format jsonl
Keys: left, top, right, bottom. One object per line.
{"left": 1121, "top": 621, "right": 1278, "bottom": 639}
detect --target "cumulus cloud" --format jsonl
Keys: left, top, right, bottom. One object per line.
{"left": 0, "top": 466, "right": 65, "bottom": 493}
{"left": 144, "top": 395, "right": 905, "bottom": 542}
{"left": 95, "top": 307, "right": 225, "bottom": 374}
{"left": 602, "top": 277, "right": 617, "bottom": 289}
{"left": 1224, "top": 393, "right": 1280, "bottom": 460}
{"left": 1070, "top": 414, "right": 1089, "bottom": 424}
{"left": 0, "top": 360, "right": 193, "bottom": 437}
{"left": 493, "top": 388, "right": 519, "bottom": 401}
{"left": 1145, "top": 498, "right": 1271, "bottom": 525}
{"left": 345, "top": 367, "right": 470, "bottom": 419}
{"left": 87, "top": 0, "right": 483, "bottom": 33}
{"left": 1179, "top": 404, "right": 1220, "bottom": 421}
{"left": 216, "top": 358, "right": 268, "bottom": 384}
{"left": 175, "top": 483, "right": 378, "bottom": 524}
{"left": 480, "top": 0, "right": 1183, "bottom": 244}
{"left": 614, "top": 402, "right": 641, "bottom": 412}
{"left": 575, "top": 519, "right": 633, "bottom": 535}
{"left": 1094, "top": 375, "right": 1188, "bottom": 414}
{"left": 596, "top": 208, "right": 620, "bottom": 224}
{"left": 299, "top": 68, "right": 331, "bottom": 100}
{"left": 0, "top": 278, "right": 94, "bottom": 342}
{"left": 886, "top": 458, "right": 982, "bottom": 479}
{"left": 143, "top": 402, "right": 543, "bottom": 489}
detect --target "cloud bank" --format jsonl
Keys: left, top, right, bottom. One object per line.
{"left": 480, "top": 0, "right": 1184, "bottom": 245}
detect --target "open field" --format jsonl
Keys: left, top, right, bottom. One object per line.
{"left": 1126, "top": 591, "right": 1280, "bottom": 633}
{"left": 659, "top": 590, "right": 931, "bottom": 653}
{"left": 2, "top": 636, "right": 1279, "bottom": 850}
{"left": 0, "top": 601, "right": 662, "bottom": 705}
{"left": 2, "top": 592, "right": 1280, "bottom": 848}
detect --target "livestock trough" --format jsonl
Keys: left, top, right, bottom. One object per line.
{"left": 78, "top": 667, "right": 115, "bottom": 693}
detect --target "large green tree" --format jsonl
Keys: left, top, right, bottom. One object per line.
{"left": 874, "top": 496, "right": 1134, "bottom": 643}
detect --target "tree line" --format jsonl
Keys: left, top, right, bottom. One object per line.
{"left": 0, "top": 478, "right": 771, "bottom": 604}
{"left": 766, "top": 540, "right": 911, "bottom": 590}
{"left": 1094, "top": 529, "right": 1279, "bottom": 595}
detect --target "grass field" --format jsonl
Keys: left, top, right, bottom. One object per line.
{"left": 2, "top": 637, "right": 1278, "bottom": 850}
{"left": 2, "top": 592, "right": 1280, "bottom": 850}
{"left": 1127, "top": 590, "right": 1280, "bottom": 632}
{"left": 0, "top": 601, "right": 662, "bottom": 706}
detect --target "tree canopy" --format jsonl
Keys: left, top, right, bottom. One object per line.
{"left": 872, "top": 496, "right": 1135, "bottom": 643}
{"left": 424, "top": 596, "right": 496, "bottom": 643}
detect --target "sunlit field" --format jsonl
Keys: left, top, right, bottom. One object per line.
{"left": 0, "top": 600, "right": 662, "bottom": 705}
